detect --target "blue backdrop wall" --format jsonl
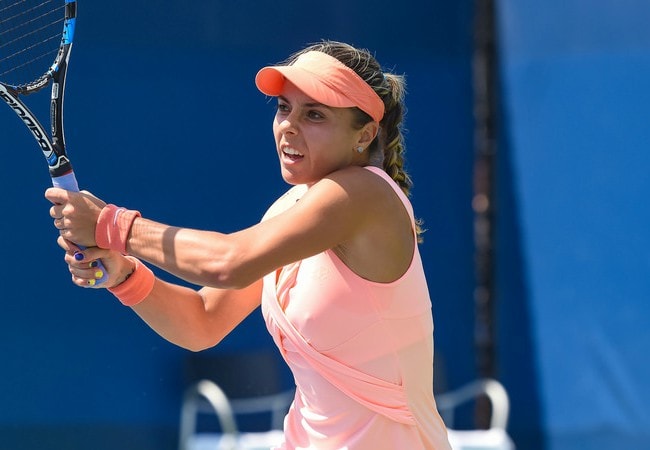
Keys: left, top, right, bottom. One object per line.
{"left": 0, "top": 1, "right": 477, "bottom": 449}
{"left": 496, "top": 1, "right": 650, "bottom": 449}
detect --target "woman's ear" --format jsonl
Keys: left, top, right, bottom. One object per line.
{"left": 357, "top": 121, "right": 380, "bottom": 148}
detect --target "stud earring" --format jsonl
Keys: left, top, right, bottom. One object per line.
{"left": 356, "top": 146, "right": 364, "bottom": 153}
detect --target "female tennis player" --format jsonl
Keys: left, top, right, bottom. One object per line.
{"left": 46, "top": 40, "right": 452, "bottom": 449}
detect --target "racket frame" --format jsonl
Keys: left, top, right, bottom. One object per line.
{"left": 0, "top": 0, "right": 77, "bottom": 181}
{"left": 0, "top": 1, "right": 108, "bottom": 285}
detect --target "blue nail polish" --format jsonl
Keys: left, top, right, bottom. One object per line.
{"left": 74, "top": 252, "right": 84, "bottom": 261}
{"left": 89, "top": 261, "right": 98, "bottom": 268}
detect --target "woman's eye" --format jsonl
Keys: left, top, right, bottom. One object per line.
{"left": 276, "top": 103, "right": 290, "bottom": 113}
{"left": 308, "top": 110, "right": 324, "bottom": 120}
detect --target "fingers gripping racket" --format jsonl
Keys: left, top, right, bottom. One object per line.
{"left": 0, "top": 0, "right": 108, "bottom": 284}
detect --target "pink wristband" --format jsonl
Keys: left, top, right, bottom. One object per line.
{"left": 108, "top": 256, "right": 155, "bottom": 306}
{"left": 96, "top": 204, "right": 141, "bottom": 253}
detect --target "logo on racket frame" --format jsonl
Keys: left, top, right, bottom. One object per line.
{"left": 0, "top": 85, "right": 69, "bottom": 170}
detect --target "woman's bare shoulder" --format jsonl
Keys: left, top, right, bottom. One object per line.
{"left": 261, "top": 184, "right": 309, "bottom": 222}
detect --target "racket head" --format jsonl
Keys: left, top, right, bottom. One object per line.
{"left": 0, "top": 0, "right": 76, "bottom": 94}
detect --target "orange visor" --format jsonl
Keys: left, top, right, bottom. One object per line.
{"left": 255, "top": 51, "right": 385, "bottom": 122}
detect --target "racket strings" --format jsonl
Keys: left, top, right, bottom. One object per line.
{"left": 0, "top": 0, "right": 65, "bottom": 86}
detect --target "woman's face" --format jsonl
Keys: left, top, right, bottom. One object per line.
{"left": 273, "top": 81, "right": 369, "bottom": 186}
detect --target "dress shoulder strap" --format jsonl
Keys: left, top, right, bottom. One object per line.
{"left": 363, "top": 166, "right": 415, "bottom": 227}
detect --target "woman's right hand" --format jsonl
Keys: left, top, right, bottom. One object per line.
{"left": 57, "top": 236, "right": 135, "bottom": 289}
{"left": 46, "top": 188, "right": 107, "bottom": 248}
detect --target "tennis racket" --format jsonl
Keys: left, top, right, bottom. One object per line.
{"left": 0, "top": 0, "right": 108, "bottom": 284}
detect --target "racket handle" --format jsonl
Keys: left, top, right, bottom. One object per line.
{"left": 51, "top": 172, "right": 110, "bottom": 285}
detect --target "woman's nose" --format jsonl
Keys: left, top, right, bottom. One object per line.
{"left": 277, "top": 112, "right": 298, "bottom": 134}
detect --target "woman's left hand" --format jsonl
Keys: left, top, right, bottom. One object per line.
{"left": 57, "top": 236, "right": 134, "bottom": 289}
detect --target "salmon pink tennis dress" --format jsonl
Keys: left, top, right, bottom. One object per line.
{"left": 261, "top": 166, "right": 451, "bottom": 450}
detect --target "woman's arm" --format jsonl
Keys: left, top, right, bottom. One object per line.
{"left": 47, "top": 165, "right": 406, "bottom": 289}
{"left": 123, "top": 167, "right": 386, "bottom": 287}
{"left": 61, "top": 240, "right": 263, "bottom": 351}
{"left": 132, "top": 278, "right": 263, "bottom": 351}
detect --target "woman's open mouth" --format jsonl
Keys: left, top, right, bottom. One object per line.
{"left": 282, "top": 147, "right": 304, "bottom": 162}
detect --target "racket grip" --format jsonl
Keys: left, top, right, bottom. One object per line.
{"left": 51, "top": 171, "right": 110, "bottom": 285}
